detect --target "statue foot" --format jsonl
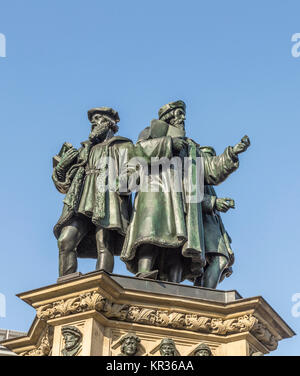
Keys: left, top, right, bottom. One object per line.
{"left": 194, "top": 276, "right": 202, "bottom": 287}
{"left": 136, "top": 270, "right": 158, "bottom": 280}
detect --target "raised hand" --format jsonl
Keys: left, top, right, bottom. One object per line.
{"left": 57, "top": 148, "right": 79, "bottom": 171}
{"left": 215, "top": 198, "right": 235, "bottom": 213}
{"left": 232, "top": 135, "right": 250, "bottom": 155}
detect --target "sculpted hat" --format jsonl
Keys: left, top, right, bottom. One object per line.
{"left": 193, "top": 343, "right": 212, "bottom": 354}
{"left": 160, "top": 338, "right": 175, "bottom": 347}
{"left": 87, "top": 107, "right": 120, "bottom": 123}
{"left": 120, "top": 333, "right": 140, "bottom": 344}
{"left": 61, "top": 326, "right": 82, "bottom": 338}
{"left": 158, "top": 100, "right": 186, "bottom": 119}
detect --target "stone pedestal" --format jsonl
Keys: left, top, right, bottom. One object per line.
{"left": 1, "top": 271, "right": 295, "bottom": 356}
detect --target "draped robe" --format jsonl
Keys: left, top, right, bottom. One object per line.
{"left": 120, "top": 120, "right": 239, "bottom": 281}
{"left": 52, "top": 136, "right": 134, "bottom": 258}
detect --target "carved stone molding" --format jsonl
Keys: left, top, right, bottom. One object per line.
{"left": 36, "top": 292, "right": 106, "bottom": 320}
{"left": 35, "top": 291, "right": 278, "bottom": 350}
{"left": 20, "top": 326, "right": 53, "bottom": 356}
{"left": 250, "top": 321, "right": 278, "bottom": 351}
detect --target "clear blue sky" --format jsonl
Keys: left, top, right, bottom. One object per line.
{"left": 0, "top": 0, "right": 299, "bottom": 355}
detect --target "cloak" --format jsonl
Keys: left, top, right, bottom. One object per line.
{"left": 120, "top": 120, "right": 239, "bottom": 281}
{"left": 52, "top": 136, "right": 134, "bottom": 258}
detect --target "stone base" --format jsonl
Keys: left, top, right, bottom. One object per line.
{"left": 56, "top": 272, "right": 82, "bottom": 284}
{"left": 1, "top": 271, "right": 295, "bottom": 356}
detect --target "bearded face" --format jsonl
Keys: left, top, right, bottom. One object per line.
{"left": 160, "top": 342, "right": 176, "bottom": 356}
{"left": 63, "top": 333, "right": 80, "bottom": 350}
{"left": 121, "top": 338, "right": 138, "bottom": 356}
{"left": 89, "top": 113, "right": 115, "bottom": 143}
{"left": 169, "top": 108, "right": 186, "bottom": 131}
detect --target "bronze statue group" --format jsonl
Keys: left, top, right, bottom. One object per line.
{"left": 52, "top": 101, "right": 250, "bottom": 289}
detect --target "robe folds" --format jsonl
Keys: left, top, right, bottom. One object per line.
{"left": 52, "top": 136, "right": 134, "bottom": 258}
{"left": 120, "top": 120, "right": 239, "bottom": 281}
{"left": 202, "top": 185, "right": 234, "bottom": 283}
{"left": 202, "top": 186, "right": 234, "bottom": 260}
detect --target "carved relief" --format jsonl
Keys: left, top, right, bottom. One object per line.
{"left": 250, "top": 322, "right": 278, "bottom": 351}
{"left": 156, "top": 311, "right": 185, "bottom": 329}
{"left": 36, "top": 292, "right": 106, "bottom": 320}
{"left": 21, "top": 326, "right": 53, "bottom": 356}
{"left": 35, "top": 290, "right": 278, "bottom": 351}
{"left": 192, "top": 343, "right": 213, "bottom": 356}
{"left": 118, "top": 333, "right": 141, "bottom": 356}
{"left": 103, "top": 301, "right": 129, "bottom": 320}
{"left": 159, "top": 338, "right": 180, "bottom": 356}
{"left": 185, "top": 315, "right": 211, "bottom": 332}
{"left": 61, "top": 326, "right": 82, "bottom": 356}
{"left": 127, "top": 306, "right": 156, "bottom": 325}
{"left": 211, "top": 315, "right": 257, "bottom": 335}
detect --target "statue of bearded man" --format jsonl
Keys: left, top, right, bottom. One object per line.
{"left": 52, "top": 107, "right": 134, "bottom": 277}
{"left": 121, "top": 100, "right": 250, "bottom": 284}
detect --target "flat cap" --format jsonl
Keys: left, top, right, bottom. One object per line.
{"left": 61, "top": 326, "right": 82, "bottom": 338}
{"left": 193, "top": 343, "right": 213, "bottom": 355}
{"left": 159, "top": 338, "right": 176, "bottom": 347}
{"left": 120, "top": 333, "right": 141, "bottom": 344}
{"left": 87, "top": 107, "right": 120, "bottom": 123}
{"left": 158, "top": 100, "right": 186, "bottom": 119}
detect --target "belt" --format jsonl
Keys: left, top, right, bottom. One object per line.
{"left": 85, "top": 168, "right": 100, "bottom": 175}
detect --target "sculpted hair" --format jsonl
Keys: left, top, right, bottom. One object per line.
{"left": 120, "top": 334, "right": 140, "bottom": 353}
{"left": 160, "top": 110, "right": 175, "bottom": 124}
{"left": 103, "top": 116, "right": 119, "bottom": 134}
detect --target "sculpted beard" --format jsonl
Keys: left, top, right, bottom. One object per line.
{"left": 89, "top": 121, "right": 112, "bottom": 143}
{"left": 170, "top": 116, "right": 185, "bottom": 131}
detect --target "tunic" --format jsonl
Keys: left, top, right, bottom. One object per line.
{"left": 53, "top": 136, "right": 134, "bottom": 258}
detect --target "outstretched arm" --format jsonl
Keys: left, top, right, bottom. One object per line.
{"left": 204, "top": 136, "right": 250, "bottom": 185}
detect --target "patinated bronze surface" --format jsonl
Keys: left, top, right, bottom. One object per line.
{"left": 193, "top": 343, "right": 213, "bottom": 356}
{"left": 120, "top": 100, "right": 250, "bottom": 285}
{"left": 52, "top": 101, "right": 250, "bottom": 289}
{"left": 52, "top": 107, "right": 133, "bottom": 276}
{"left": 61, "top": 326, "right": 82, "bottom": 356}
{"left": 194, "top": 146, "right": 235, "bottom": 288}
{"left": 118, "top": 333, "right": 141, "bottom": 356}
{"left": 159, "top": 338, "right": 179, "bottom": 356}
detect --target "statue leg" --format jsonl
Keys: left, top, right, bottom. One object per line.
{"left": 194, "top": 276, "right": 202, "bottom": 287}
{"left": 167, "top": 251, "right": 183, "bottom": 283}
{"left": 202, "top": 255, "right": 228, "bottom": 289}
{"left": 58, "top": 216, "right": 90, "bottom": 276}
{"left": 95, "top": 227, "right": 114, "bottom": 273}
{"left": 136, "top": 244, "right": 158, "bottom": 279}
